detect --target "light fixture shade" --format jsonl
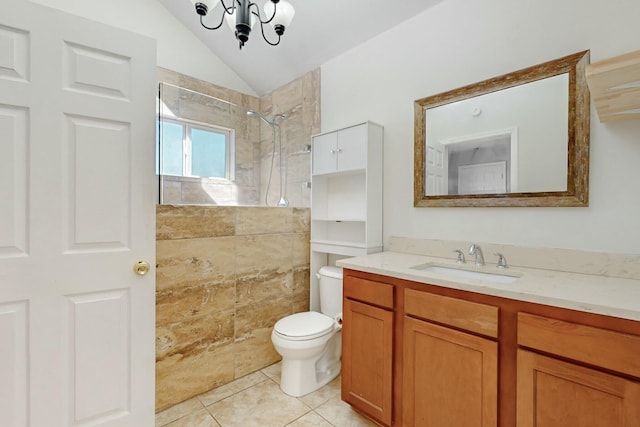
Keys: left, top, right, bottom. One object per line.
{"left": 191, "top": 0, "right": 219, "bottom": 11}
{"left": 225, "top": 8, "right": 257, "bottom": 31}
{"left": 264, "top": 0, "right": 295, "bottom": 28}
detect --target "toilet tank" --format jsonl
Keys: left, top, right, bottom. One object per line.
{"left": 318, "top": 266, "right": 343, "bottom": 318}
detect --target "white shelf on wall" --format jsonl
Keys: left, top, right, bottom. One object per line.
{"left": 311, "top": 221, "right": 367, "bottom": 247}
{"left": 586, "top": 50, "right": 640, "bottom": 123}
{"left": 309, "top": 121, "right": 383, "bottom": 311}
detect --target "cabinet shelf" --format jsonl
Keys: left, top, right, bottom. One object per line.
{"left": 311, "top": 167, "right": 366, "bottom": 178}
{"left": 311, "top": 241, "right": 381, "bottom": 257}
{"left": 311, "top": 220, "right": 367, "bottom": 247}
{"left": 309, "top": 122, "right": 384, "bottom": 310}
{"left": 311, "top": 239, "right": 368, "bottom": 248}
{"left": 586, "top": 49, "right": 640, "bottom": 123}
{"left": 310, "top": 122, "right": 382, "bottom": 252}
{"left": 311, "top": 172, "right": 367, "bottom": 220}
{"left": 309, "top": 121, "right": 383, "bottom": 310}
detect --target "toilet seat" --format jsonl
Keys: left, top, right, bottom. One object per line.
{"left": 274, "top": 312, "right": 335, "bottom": 341}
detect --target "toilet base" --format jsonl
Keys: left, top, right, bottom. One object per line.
{"left": 277, "top": 331, "right": 342, "bottom": 397}
{"left": 280, "top": 357, "right": 341, "bottom": 397}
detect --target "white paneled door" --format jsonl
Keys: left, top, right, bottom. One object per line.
{"left": 0, "top": 1, "right": 156, "bottom": 426}
{"left": 426, "top": 139, "right": 446, "bottom": 196}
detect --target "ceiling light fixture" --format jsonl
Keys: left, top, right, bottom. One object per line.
{"left": 190, "top": 0, "right": 295, "bottom": 50}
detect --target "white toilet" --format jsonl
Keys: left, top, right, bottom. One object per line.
{"left": 271, "top": 266, "right": 343, "bottom": 397}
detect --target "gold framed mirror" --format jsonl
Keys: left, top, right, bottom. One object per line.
{"left": 414, "top": 50, "right": 590, "bottom": 207}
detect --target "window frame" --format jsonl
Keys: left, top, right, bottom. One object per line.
{"left": 158, "top": 116, "right": 235, "bottom": 181}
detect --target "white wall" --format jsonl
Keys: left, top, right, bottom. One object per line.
{"left": 29, "top": 0, "right": 256, "bottom": 96}
{"left": 320, "top": 0, "right": 640, "bottom": 254}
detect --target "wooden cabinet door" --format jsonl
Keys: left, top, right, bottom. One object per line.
{"left": 517, "top": 349, "right": 640, "bottom": 427}
{"left": 342, "top": 298, "right": 393, "bottom": 426}
{"left": 403, "top": 316, "right": 498, "bottom": 427}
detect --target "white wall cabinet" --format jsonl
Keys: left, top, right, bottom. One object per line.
{"left": 312, "top": 124, "right": 368, "bottom": 175}
{"left": 310, "top": 122, "right": 383, "bottom": 310}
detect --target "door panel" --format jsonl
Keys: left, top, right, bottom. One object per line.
{"left": 0, "top": 24, "right": 29, "bottom": 82}
{"left": 342, "top": 298, "right": 393, "bottom": 425}
{"left": 517, "top": 349, "right": 640, "bottom": 427}
{"left": 0, "top": 1, "right": 156, "bottom": 426}
{"left": 458, "top": 161, "right": 506, "bottom": 195}
{"left": 0, "top": 301, "right": 28, "bottom": 427}
{"left": 70, "top": 290, "right": 131, "bottom": 422}
{"left": 336, "top": 124, "right": 366, "bottom": 172}
{"left": 403, "top": 316, "right": 498, "bottom": 427}
{"left": 63, "top": 114, "right": 131, "bottom": 250}
{"left": 0, "top": 105, "right": 28, "bottom": 257}
{"left": 63, "top": 41, "right": 132, "bottom": 100}
{"left": 312, "top": 131, "right": 338, "bottom": 175}
{"left": 426, "top": 140, "right": 446, "bottom": 195}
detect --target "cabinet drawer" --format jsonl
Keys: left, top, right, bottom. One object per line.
{"left": 344, "top": 276, "right": 394, "bottom": 309}
{"left": 518, "top": 312, "right": 640, "bottom": 378}
{"left": 404, "top": 288, "right": 499, "bottom": 338}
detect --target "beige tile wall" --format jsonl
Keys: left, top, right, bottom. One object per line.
{"left": 155, "top": 205, "right": 311, "bottom": 411}
{"left": 258, "top": 69, "right": 320, "bottom": 207}
{"left": 157, "top": 79, "right": 261, "bottom": 206}
{"left": 157, "top": 67, "right": 320, "bottom": 207}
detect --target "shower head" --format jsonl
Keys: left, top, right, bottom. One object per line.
{"left": 247, "top": 109, "right": 273, "bottom": 126}
{"left": 247, "top": 110, "right": 286, "bottom": 127}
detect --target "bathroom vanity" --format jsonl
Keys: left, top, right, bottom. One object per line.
{"left": 337, "top": 250, "right": 640, "bottom": 427}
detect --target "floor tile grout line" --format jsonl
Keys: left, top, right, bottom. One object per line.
{"left": 314, "top": 409, "right": 338, "bottom": 427}
{"left": 202, "top": 379, "right": 311, "bottom": 427}
{"left": 155, "top": 397, "right": 207, "bottom": 427}
{"left": 156, "top": 370, "right": 275, "bottom": 427}
{"left": 282, "top": 409, "right": 331, "bottom": 427}
{"left": 159, "top": 362, "right": 367, "bottom": 427}
{"left": 198, "top": 376, "right": 272, "bottom": 409}
{"left": 204, "top": 404, "right": 223, "bottom": 427}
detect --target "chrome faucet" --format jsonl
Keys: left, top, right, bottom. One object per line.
{"left": 468, "top": 243, "right": 485, "bottom": 267}
{"left": 453, "top": 249, "right": 466, "bottom": 264}
{"left": 494, "top": 252, "right": 508, "bottom": 269}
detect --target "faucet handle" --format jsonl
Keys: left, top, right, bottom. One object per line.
{"left": 453, "top": 249, "right": 466, "bottom": 264}
{"left": 494, "top": 252, "right": 508, "bottom": 269}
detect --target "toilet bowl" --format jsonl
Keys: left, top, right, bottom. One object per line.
{"left": 271, "top": 266, "right": 343, "bottom": 397}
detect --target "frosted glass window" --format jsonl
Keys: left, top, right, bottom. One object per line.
{"left": 191, "top": 127, "right": 227, "bottom": 178}
{"left": 160, "top": 121, "right": 184, "bottom": 176}
{"left": 157, "top": 118, "right": 232, "bottom": 179}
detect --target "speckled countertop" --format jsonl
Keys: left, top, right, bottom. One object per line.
{"left": 337, "top": 251, "right": 640, "bottom": 322}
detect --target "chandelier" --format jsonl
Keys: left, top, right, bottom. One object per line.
{"left": 190, "top": 0, "right": 295, "bottom": 50}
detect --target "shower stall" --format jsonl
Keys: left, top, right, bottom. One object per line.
{"left": 156, "top": 82, "right": 312, "bottom": 207}
{"left": 155, "top": 68, "right": 321, "bottom": 411}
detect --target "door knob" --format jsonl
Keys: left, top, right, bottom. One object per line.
{"left": 133, "top": 261, "right": 150, "bottom": 276}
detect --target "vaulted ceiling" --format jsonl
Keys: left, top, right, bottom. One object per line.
{"left": 158, "top": 0, "right": 445, "bottom": 95}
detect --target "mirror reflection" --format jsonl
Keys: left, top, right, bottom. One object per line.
{"left": 426, "top": 74, "right": 568, "bottom": 196}
{"left": 414, "top": 50, "right": 590, "bottom": 207}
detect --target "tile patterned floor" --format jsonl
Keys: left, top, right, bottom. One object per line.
{"left": 155, "top": 362, "right": 380, "bottom": 427}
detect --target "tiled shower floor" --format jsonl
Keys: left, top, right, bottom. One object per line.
{"left": 155, "top": 362, "right": 379, "bottom": 427}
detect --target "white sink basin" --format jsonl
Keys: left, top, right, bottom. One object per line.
{"left": 411, "top": 264, "right": 520, "bottom": 284}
